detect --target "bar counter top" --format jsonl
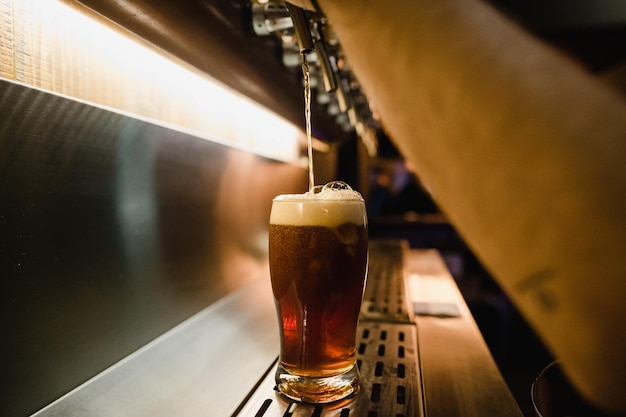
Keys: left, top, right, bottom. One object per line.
{"left": 32, "top": 241, "right": 522, "bottom": 417}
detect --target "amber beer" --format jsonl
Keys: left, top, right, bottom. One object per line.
{"left": 269, "top": 182, "right": 368, "bottom": 403}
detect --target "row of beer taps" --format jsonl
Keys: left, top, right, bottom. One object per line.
{"left": 250, "top": 0, "right": 379, "bottom": 155}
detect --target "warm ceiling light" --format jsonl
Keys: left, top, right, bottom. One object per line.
{"left": 1, "top": 0, "right": 306, "bottom": 164}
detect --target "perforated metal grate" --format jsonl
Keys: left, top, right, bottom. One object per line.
{"left": 234, "top": 322, "right": 422, "bottom": 417}
{"left": 234, "top": 240, "right": 423, "bottom": 417}
{"left": 361, "top": 240, "right": 413, "bottom": 324}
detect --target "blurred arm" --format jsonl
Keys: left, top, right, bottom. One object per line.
{"left": 316, "top": 0, "right": 626, "bottom": 414}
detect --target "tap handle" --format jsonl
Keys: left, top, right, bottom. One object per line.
{"left": 315, "top": 43, "right": 338, "bottom": 93}
{"left": 312, "top": 22, "right": 338, "bottom": 93}
{"left": 335, "top": 76, "right": 352, "bottom": 113}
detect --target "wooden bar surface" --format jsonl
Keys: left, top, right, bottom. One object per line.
{"left": 407, "top": 249, "right": 523, "bottom": 417}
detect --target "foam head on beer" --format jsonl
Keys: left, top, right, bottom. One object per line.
{"left": 270, "top": 181, "right": 367, "bottom": 228}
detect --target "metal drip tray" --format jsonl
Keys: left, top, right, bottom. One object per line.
{"left": 361, "top": 240, "right": 413, "bottom": 324}
{"left": 234, "top": 322, "right": 422, "bottom": 417}
{"left": 234, "top": 240, "right": 423, "bottom": 417}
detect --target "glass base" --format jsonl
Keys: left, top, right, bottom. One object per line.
{"left": 275, "top": 362, "right": 360, "bottom": 403}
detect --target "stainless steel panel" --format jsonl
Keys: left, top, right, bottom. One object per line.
{"left": 32, "top": 278, "right": 278, "bottom": 417}
{"left": 0, "top": 78, "right": 308, "bottom": 417}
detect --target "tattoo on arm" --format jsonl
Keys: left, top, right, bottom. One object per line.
{"left": 515, "top": 268, "right": 558, "bottom": 312}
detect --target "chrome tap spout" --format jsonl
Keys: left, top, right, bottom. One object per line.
{"left": 284, "top": 2, "right": 314, "bottom": 55}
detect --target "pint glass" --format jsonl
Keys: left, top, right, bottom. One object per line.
{"left": 268, "top": 182, "right": 368, "bottom": 403}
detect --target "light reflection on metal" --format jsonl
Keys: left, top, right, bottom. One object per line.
{"left": 1, "top": 0, "right": 306, "bottom": 164}
{"left": 116, "top": 123, "right": 162, "bottom": 280}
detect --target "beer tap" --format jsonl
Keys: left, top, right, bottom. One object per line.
{"left": 283, "top": 2, "right": 314, "bottom": 55}
{"left": 250, "top": 0, "right": 379, "bottom": 153}
{"left": 253, "top": 1, "right": 336, "bottom": 91}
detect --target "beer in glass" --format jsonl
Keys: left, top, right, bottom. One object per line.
{"left": 269, "top": 181, "right": 368, "bottom": 403}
